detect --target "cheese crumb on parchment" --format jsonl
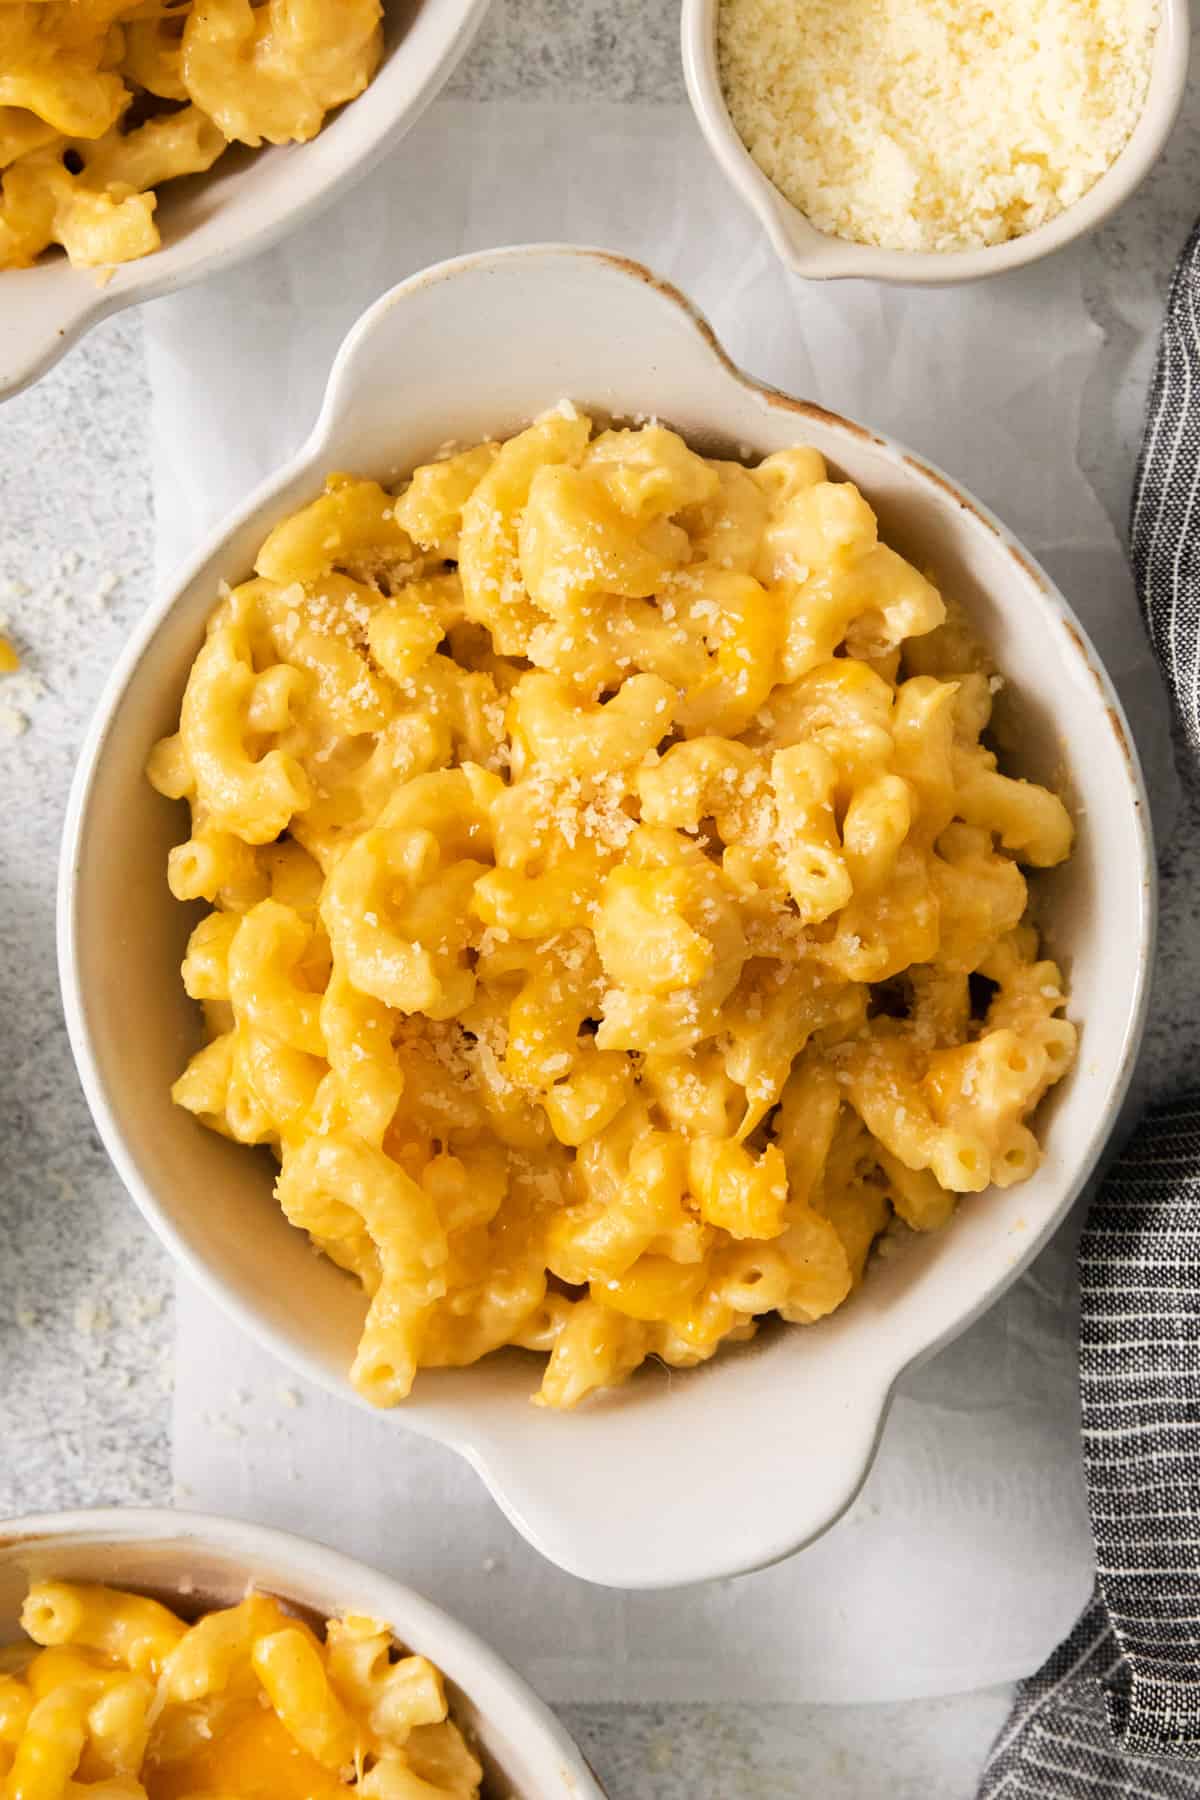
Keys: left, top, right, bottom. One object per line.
{"left": 718, "top": 0, "right": 1158, "bottom": 253}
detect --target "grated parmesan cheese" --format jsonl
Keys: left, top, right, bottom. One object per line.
{"left": 718, "top": 0, "right": 1158, "bottom": 252}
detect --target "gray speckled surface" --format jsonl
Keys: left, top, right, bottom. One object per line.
{"left": 1, "top": 314, "right": 172, "bottom": 1513}
{"left": 4, "top": 1, "right": 1200, "bottom": 1793}
{"left": 449, "top": 0, "right": 685, "bottom": 101}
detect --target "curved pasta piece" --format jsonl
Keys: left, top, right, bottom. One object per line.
{"left": 688, "top": 1136, "right": 789, "bottom": 1239}
{"left": 543, "top": 1046, "right": 636, "bottom": 1147}
{"left": 321, "top": 768, "right": 491, "bottom": 1020}
{"left": 0, "top": 106, "right": 59, "bottom": 170}
{"left": 752, "top": 655, "right": 895, "bottom": 773}
{"left": 123, "top": 15, "right": 189, "bottom": 102}
{"left": 21, "top": 1583, "right": 186, "bottom": 1675}
{"left": 836, "top": 1035, "right": 993, "bottom": 1194}
{"left": 770, "top": 741, "right": 852, "bottom": 921}
{"left": 158, "top": 1593, "right": 294, "bottom": 1705}
{"left": 762, "top": 476, "right": 945, "bottom": 678}
{"left": 458, "top": 411, "right": 591, "bottom": 653}
{"left": 504, "top": 938, "right": 603, "bottom": 1090}
{"left": 508, "top": 670, "right": 676, "bottom": 781}
{"left": 3, "top": 1685, "right": 90, "bottom": 1796}
{"left": 816, "top": 843, "right": 941, "bottom": 984}
{"left": 635, "top": 736, "right": 766, "bottom": 840}
{"left": 518, "top": 464, "right": 689, "bottom": 612}
{"left": 251, "top": 1628, "right": 360, "bottom": 1769}
{"left": 320, "top": 969, "right": 403, "bottom": 1148}
{"left": 671, "top": 568, "right": 781, "bottom": 738}
{"left": 711, "top": 1207, "right": 852, "bottom": 1323}
{"left": 535, "top": 1296, "right": 654, "bottom": 1410}
{"left": 953, "top": 748, "right": 1075, "bottom": 866}
{"left": 929, "top": 823, "right": 1027, "bottom": 973}
{"left": 548, "top": 1104, "right": 705, "bottom": 1284}
{"left": 677, "top": 458, "right": 769, "bottom": 571}
{"left": 256, "top": 475, "right": 419, "bottom": 587}
{"left": 182, "top": 663, "right": 311, "bottom": 843}
{"left": 276, "top": 1132, "right": 448, "bottom": 1402}
{"left": 227, "top": 898, "right": 327, "bottom": 1057}
{"left": 0, "top": 5, "right": 128, "bottom": 139}
{"left": 394, "top": 443, "right": 499, "bottom": 558}
{"left": 583, "top": 424, "right": 719, "bottom": 520}
{"left": 594, "top": 827, "right": 747, "bottom": 1056}
{"left": 181, "top": 0, "right": 383, "bottom": 148}
{"left": 723, "top": 963, "right": 864, "bottom": 1137}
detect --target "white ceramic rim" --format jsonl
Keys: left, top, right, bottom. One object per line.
{"left": 57, "top": 245, "right": 1156, "bottom": 1586}
{"left": 0, "top": 0, "right": 493, "bottom": 402}
{"left": 0, "top": 1507, "right": 606, "bottom": 1796}
{"left": 681, "top": 0, "right": 1190, "bottom": 283}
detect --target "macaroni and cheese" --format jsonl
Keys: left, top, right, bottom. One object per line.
{"left": 0, "top": 1579, "right": 482, "bottom": 1798}
{"left": 0, "top": 0, "right": 383, "bottom": 270}
{"left": 150, "top": 410, "right": 1077, "bottom": 1409}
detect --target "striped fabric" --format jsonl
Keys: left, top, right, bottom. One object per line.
{"left": 978, "top": 1593, "right": 1200, "bottom": 1797}
{"left": 1131, "top": 214, "right": 1200, "bottom": 763}
{"left": 1083, "top": 1099, "right": 1200, "bottom": 1759}
{"left": 977, "top": 227, "right": 1200, "bottom": 1792}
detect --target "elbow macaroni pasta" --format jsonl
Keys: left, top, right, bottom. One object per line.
{"left": 151, "top": 409, "right": 1077, "bottom": 1410}
{"left": 1, "top": 1580, "right": 481, "bottom": 1799}
{"left": 0, "top": 0, "right": 383, "bottom": 271}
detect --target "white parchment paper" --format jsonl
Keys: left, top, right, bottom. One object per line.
{"left": 149, "top": 101, "right": 1174, "bottom": 1705}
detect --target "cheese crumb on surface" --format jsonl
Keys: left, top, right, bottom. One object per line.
{"left": 73, "top": 1296, "right": 111, "bottom": 1337}
{"left": 718, "top": 0, "right": 1158, "bottom": 252}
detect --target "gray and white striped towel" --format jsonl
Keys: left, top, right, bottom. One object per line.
{"left": 978, "top": 221, "right": 1200, "bottom": 1794}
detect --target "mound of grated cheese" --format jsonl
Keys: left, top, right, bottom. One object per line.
{"left": 717, "top": 0, "right": 1159, "bottom": 253}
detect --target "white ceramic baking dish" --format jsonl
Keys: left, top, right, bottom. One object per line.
{"left": 681, "top": 0, "right": 1190, "bottom": 283}
{"left": 58, "top": 245, "right": 1155, "bottom": 1587}
{"left": 0, "top": 1509, "right": 604, "bottom": 1796}
{"left": 0, "top": 0, "right": 491, "bottom": 401}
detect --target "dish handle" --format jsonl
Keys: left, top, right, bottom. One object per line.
{"left": 308, "top": 244, "right": 762, "bottom": 468}
{"left": 0, "top": 271, "right": 110, "bottom": 403}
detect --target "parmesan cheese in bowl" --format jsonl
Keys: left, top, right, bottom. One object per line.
{"left": 682, "top": 0, "right": 1188, "bottom": 281}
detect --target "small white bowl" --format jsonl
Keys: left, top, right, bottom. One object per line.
{"left": 681, "top": 0, "right": 1190, "bottom": 283}
{"left": 59, "top": 245, "right": 1154, "bottom": 1588}
{"left": 0, "top": 1509, "right": 605, "bottom": 1796}
{"left": 0, "top": 0, "right": 491, "bottom": 401}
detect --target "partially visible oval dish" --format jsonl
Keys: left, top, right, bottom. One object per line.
{"left": 0, "top": 1508, "right": 606, "bottom": 1796}
{"left": 0, "top": 0, "right": 492, "bottom": 401}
